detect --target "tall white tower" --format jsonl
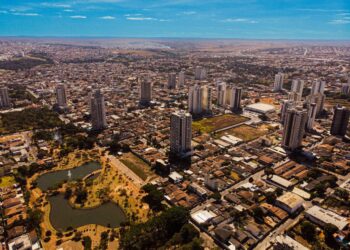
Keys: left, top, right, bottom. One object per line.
{"left": 229, "top": 86, "right": 242, "bottom": 111}
{"left": 168, "top": 73, "right": 177, "bottom": 89}
{"left": 179, "top": 71, "right": 185, "bottom": 87}
{"left": 291, "top": 79, "right": 304, "bottom": 96}
{"left": 311, "top": 79, "right": 325, "bottom": 95}
{"left": 217, "top": 82, "right": 226, "bottom": 107}
{"left": 188, "top": 84, "right": 212, "bottom": 115}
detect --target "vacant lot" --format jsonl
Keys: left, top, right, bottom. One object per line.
{"left": 192, "top": 114, "right": 249, "bottom": 134}
{"left": 119, "top": 153, "right": 153, "bottom": 181}
{"left": 216, "top": 124, "right": 270, "bottom": 141}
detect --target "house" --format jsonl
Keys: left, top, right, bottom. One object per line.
{"left": 275, "top": 192, "right": 304, "bottom": 214}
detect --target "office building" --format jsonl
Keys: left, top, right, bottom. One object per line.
{"left": 90, "top": 89, "right": 107, "bottom": 130}
{"left": 216, "top": 82, "right": 226, "bottom": 107}
{"left": 179, "top": 71, "right": 185, "bottom": 87}
{"left": 168, "top": 73, "right": 176, "bottom": 89}
{"left": 140, "top": 78, "right": 152, "bottom": 105}
{"left": 306, "top": 103, "right": 317, "bottom": 130}
{"left": 55, "top": 83, "right": 67, "bottom": 108}
{"left": 229, "top": 86, "right": 242, "bottom": 111}
{"left": 273, "top": 72, "right": 284, "bottom": 92}
{"left": 291, "top": 79, "right": 304, "bottom": 96}
{"left": 188, "top": 84, "right": 212, "bottom": 115}
{"left": 170, "top": 111, "right": 192, "bottom": 156}
{"left": 0, "top": 87, "right": 11, "bottom": 108}
{"left": 330, "top": 105, "right": 350, "bottom": 136}
{"left": 282, "top": 108, "right": 308, "bottom": 151}
{"left": 311, "top": 79, "right": 325, "bottom": 95}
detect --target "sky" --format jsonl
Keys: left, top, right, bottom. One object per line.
{"left": 0, "top": 0, "right": 349, "bottom": 39}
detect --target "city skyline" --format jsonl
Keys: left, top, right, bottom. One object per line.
{"left": 0, "top": 0, "right": 349, "bottom": 39}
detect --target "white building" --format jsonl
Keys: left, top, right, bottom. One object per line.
{"left": 275, "top": 192, "right": 304, "bottom": 214}
{"left": 306, "top": 103, "right": 317, "bottom": 130}
{"left": 282, "top": 108, "right": 307, "bottom": 151}
{"left": 280, "top": 100, "right": 295, "bottom": 124}
{"left": 330, "top": 105, "right": 350, "bottom": 136}
{"left": 188, "top": 84, "right": 212, "bottom": 115}
{"left": 273, "top": 73, "right": 284, "bottom": 92}
{"left": 311, "top": 79, "right": 325, "bottom": 95}
{"left": 90, "top": 89, "right": 107, "bottom": 130}
{"left": 245, "top": 102, "right": 275, "bottom": 115}
{"left": 305, "top": 206, "right": 348, "bottom": 230}
{"left": 291, "top": 79, "right": 304, "bottom": 96}
{"left": 170, "top": 111, "right": 192, "bottom": 156}
{"left": 306, "top": 93, "right": 325, "bottom": 116}
{"left": 195, "top": 66, "right": 206, "bottom": 80}
{"left": 55, "top": 83, "right": 67, "bottom": 108}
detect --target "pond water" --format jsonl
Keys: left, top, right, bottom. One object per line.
{"left": 48, "top": 194, "right": 127, "bottom": 231}
{"left": 36, "top": 161, "right": 101, "bottom": 191}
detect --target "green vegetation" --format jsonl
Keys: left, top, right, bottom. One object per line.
{"left": 0, "top": 175, "right": 16, "bottom": 188}
{"left": 120, "top": 206, "right": 202, "bottom": 250}
{"left": 0, "top": 107, "right": 63, "bottom": 135}
{"left": 0, "top": 55, "right": 53, "bottom": 70}
{"left": 192, "top": 114, "right": 249, "bottom": 134}
{"left": 82, "top": 236, "right": 92, "bottom": 250}
{"left": 300, "top": 221, "right": 316, "bottom": 242}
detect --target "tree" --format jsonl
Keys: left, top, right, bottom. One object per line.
{"left": 324, "top": 223, "right": 338, "bottom": 242}
{"left": 300, "top": 221, "right": 316, "bottom": 242}
{"left": 334, "top": 188, "right": 349, "bottom": 200}
{"left": 27, "top": 208, "right": 43, "bottom": 231}
{"left": 264, "top": 167, "right": 274, "bottom": 178}
{"left": 141, "top": 184, "right": 164, "bottom": 211}
{"left": 265, "top": 192, "right": 277, "bottom": 204}
{"left": 210, "top": 192, "right": 222, "bottom": 202}
{"left": 82, "top": 236, "right": 92, "bottom": 250}
{"left": 252, "top": 207, "right": 264, "bottom": 223}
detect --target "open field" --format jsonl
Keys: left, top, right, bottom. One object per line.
{"left": 119, "top": 152, "right": 154, "bottom": 181}
{"left": 215, "top": 124, "right": 271, "bottom": 141}
{"left": 192, "top": 114, "right": 249, "bottom": 134}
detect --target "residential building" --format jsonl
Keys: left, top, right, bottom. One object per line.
{"left": 311, "top": 79, "right": 325, "bottom": 95}
{"left": 291, "top": 79, "right": 304, "bottom": 96}
{"left": 168, "top": 73, "right": 177, "bottom": 89}
{"left": 282, "top": 108, "right": 308, "bottom": 151}
{"left": 280, "top": 100, "right": 294, "bottom": 124}
{"left": 331, "top": 105, "right": 350, "bottom": 136}
{"left": 273, "top": 72, "right": 284, "bottom": 92}
{"left": 55, "top": 83, "right": 67, "bottom": 108}
{"left": 170, "top": 111, "right": 192, "bottom": 156}
{"left": 179, "top": 71, "right": 185, "bottom": 87}
{"left": 188, "top": 84, "right": 212, "bottom": 115}
{"left": 217, "top": 82, "right": 226, "bottom": 107}
{"left": 229, "top": 86, "right": 242, "bottom": 111}
{"left": 195, "top": 66, "right": 206, "bottom": 80}
{"left": 306, "top": 103, "right": 317, "bottom": 130}
{"left": 140, "top": 78, "right": 152, "bottom": 105}
{"left": 90, "top": 89, "right": 107, "bottom": 130}
{"left": 0, "top": 87, "right": 11, "bottom": 108}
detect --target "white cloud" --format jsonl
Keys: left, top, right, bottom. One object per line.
{"left": 126, "top": 17, "right": 156, "bottom": 21}
{"left": 63, "top": 9, "right": 73, "bottom": 12}
{"left": 41, "top": 3, "right": 72, "bottom": 8}
{"left": 329, "top": 19, "right": 350, "bottom": 24}
{"left": 12, "top": 12, "right": 40, "bottom": 16}
{"left": 0, "top": 10, "right": 8, "bottom": 14}
{"left": 100, "top": 16, "right": 115, "bottom": 20}
{"left": 124, "top": 14, "right": 143, "bottom": 17}
{"left": 70, "top": 15, "right": 87, "bottom": 19}
{"left": 223, "top": 18, "right": 258, "bottom": 24}
{"left": 182, "top": 11, "right": 196, "bottom": 15}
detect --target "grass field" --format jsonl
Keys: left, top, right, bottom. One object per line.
{"left": 192, "top": 114, "right": 249, "bottom": 134}
{"left": 0, "top": 175, "right": 16, "bottom": 188}
{"left": 119, "top": 153, "right": 152, "bottom": 181}
{"left": 216, "top": 124, "right": 270, "bottom": 141}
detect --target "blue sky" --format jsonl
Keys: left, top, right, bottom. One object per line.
{"left": 0, "top": 0, "right": 349, "bottom": 39}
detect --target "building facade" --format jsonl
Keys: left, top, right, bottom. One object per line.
{"left": 90, "top": 89, "right": 107, "bottom": 130}
{"left": 282, "top": 108, "right": 308, "bottom": 151}
{"left": 170, "top": 111, "right": 192, "bottom": 156}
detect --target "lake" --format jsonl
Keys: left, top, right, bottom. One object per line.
{"left": 36, "top": 161, "right": 101, "bottom": 191}
{"left": 48, "top": 194, "right": 127, "bottom": 230}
